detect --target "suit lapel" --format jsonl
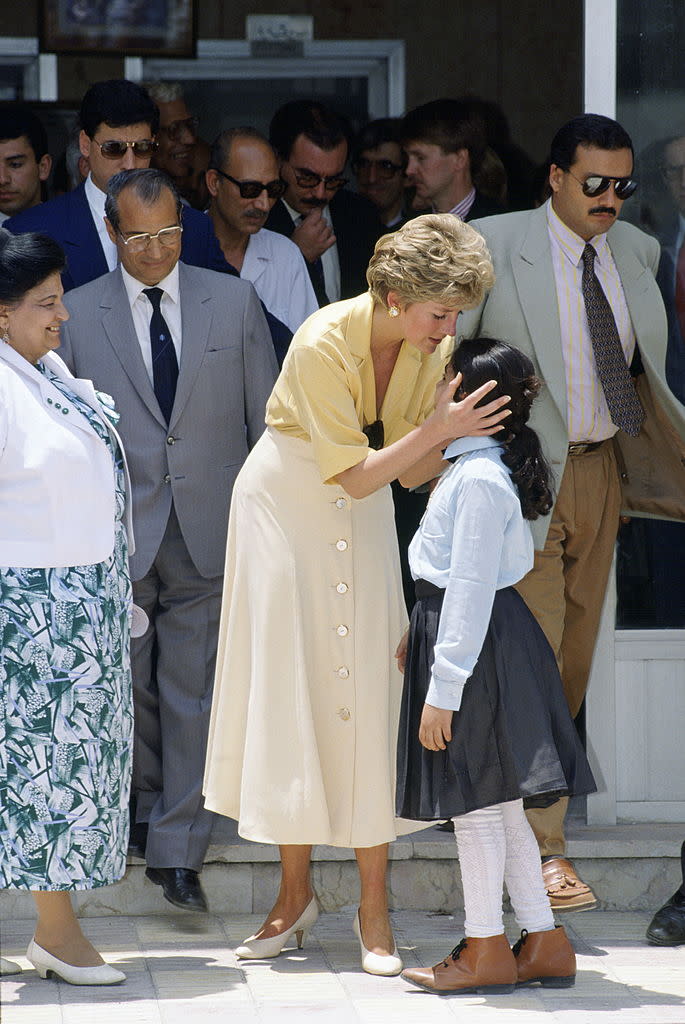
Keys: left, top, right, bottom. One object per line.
{"left": 99, "top": 269, "right": 167, "bottom": 427}
{"left": 513, "top": 207, "right": 568, "bottom": 425}
{"left": 169, "top": 264, "right": 212, "bottom": 428}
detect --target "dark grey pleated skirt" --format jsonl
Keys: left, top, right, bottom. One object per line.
{"left": 395, "top": 583, "right": 597, "bottom": 821}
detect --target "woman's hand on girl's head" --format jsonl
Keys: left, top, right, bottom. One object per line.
{"left": 427, "top": 372, "right": 511, "bottom": 445}
{"left": 419, "top": 704, "right": 454, "bottom": 751}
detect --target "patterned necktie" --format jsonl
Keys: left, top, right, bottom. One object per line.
{"left": 298, "top": 215, "right": 329, "bottom": 306}
{"left": 580, "top": 243, "right": 644, "bottom": 437}
{"left": 143, "top": 287, "right": 179, "bottom": 424}
{"left": 675, "top": 240, "right": 685, "bottom": 344}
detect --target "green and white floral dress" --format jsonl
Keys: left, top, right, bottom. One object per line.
{"left": 0, "top": 365, "right": 133, "bottom": 891}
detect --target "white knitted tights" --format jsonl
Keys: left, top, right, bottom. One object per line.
{"left": 452, "top": 798, "right": 555, "bottom": 937}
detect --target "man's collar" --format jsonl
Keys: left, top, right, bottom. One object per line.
{"left": 444, "top": 435, "right": 503, "bottom": 461}
{"left": 283, "top": 197, "right": 330, "bottom": 224}
{"left": 120, "top": 261, "right": 181, "bottom": 305}
{"left": 546, "top": 198, "right": 609, "bottom": 266}
{"left": 84, "top": 172, "right": 106, "bottom": 213}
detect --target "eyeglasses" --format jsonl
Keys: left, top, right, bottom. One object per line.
{"left": 291, "top": 167, "right": 348, "bottom": 191}
{"left": 159, "top": 116, "right": 200, "bottom": 141}
{"left": 212, "top": 168, "right": 287, "bottom": 199}
{"left": 567, "top": 168, "right": 637, "bottom": 199}
{"left": 351, "top": 156, "right": 405, "bottom": 180}
{"left": 93, "top": 138, "right": 158, "bottom": 160}
{"left": 118, "top": 225, "right": 183, "bottom": 253}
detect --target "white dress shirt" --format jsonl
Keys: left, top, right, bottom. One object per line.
{"left": 242, "top": 228, "right": 318, "bottom": 333}
{"left": 546, "top": 200, "right": 636, "bottom": 442}
{"left": 0, "top": 211, "right": 8, "bottom": 226}
{"left": 121, "top": 263, "right": 182, "bottom": 383}
{"left": 408, "top": 436, "right": 534, "bottom": 711}
{"left": 283, "top": 197, "right": 341, "bottom": 303}
{"left": 84, "top": 173, "right": 118, "bottom": 271}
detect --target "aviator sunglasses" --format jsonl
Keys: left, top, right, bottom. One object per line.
{"left": 93, "top": 138, "right": 158, "bottom": 160}
{"left": 567, "top": 168, "right": 638, "bottom": 199}
{"left": 212, "top": 168, "right": 287, "bottom": 199}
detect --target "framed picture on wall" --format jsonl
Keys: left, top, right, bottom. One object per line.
{"left": 40, "top": 0, "right": 196, "bottom": 58}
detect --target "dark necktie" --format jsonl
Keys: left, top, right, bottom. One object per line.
{"left": 675, "top": 240, "right": 685, "bottom": 343}
{"left": 580, "top": 243, "right": 644, "bottom": 437}
{"left": 298, "top": 215, "right": 329, "bottom": 306}
{"left": 143, "top": 286, "right": 178, "bottom": 424}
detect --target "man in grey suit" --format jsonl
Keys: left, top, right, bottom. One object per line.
{"left": 59, "top": 168, "right": 278, "bottom": 912}
{"left": 460, "top": 114, "right": 685, "bottom": 913}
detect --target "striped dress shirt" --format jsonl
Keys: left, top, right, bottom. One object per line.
{"left": 546, "top": 200, "right": 636, "bottom": 442}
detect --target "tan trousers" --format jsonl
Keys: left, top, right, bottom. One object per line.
{"left": 516, "top": 441, "right": 622, "bottom": 855}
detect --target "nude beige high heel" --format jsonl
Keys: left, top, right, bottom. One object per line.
{"left": 235, "top": 896, "right": 319, "bottom": 959}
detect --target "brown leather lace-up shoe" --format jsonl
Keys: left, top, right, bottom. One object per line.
{"left": 401, "top": 934, "right": 517, "bottom": 994}
{"left": 512, "top": 925, "right": 576, "bottom": 988}
{"left": 542, "top": 857, "right": 598, "bottom": 911}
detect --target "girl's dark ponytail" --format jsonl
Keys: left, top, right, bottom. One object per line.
{"left": 450, "top": 338, "right": 554, "bottom": 520}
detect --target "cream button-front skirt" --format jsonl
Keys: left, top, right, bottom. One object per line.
{"left": 204, "top": 427, "right": 424, "bottom": 847}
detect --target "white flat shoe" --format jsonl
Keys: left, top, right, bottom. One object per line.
{"left": 236, "top": 896, "right": 318, "bottom": 959}
{"left": 26, "top": 939, "right": 125, "bottom": 986}
{"left": 0, "top": 956, "right": 22, "bottom": 976}
{"left": 353, "top": 910, "right": 403, "bottom": 976}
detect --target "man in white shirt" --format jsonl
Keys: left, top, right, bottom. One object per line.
{"left": 459, "top": 113, "right": 685, "bottom": 913}
{"left": 401, "top": 99, "right": 503, "bottom": 222}
{"left": 58, "top": 168, "right": 278, "bottom": 915}
{"left": 206, "top": 127, "right": 317, "bottom": 336}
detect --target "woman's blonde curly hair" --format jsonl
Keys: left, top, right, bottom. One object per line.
{"left": 366, "top": 212, "right": 495, "bottom": 310}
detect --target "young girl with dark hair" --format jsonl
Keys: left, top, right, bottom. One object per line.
{"left": 396, "top": 338, "right": 596, "bottom": 995}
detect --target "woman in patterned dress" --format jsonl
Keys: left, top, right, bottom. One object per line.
{"left": 0, "top": 230, "right": 134, "bottom": 985}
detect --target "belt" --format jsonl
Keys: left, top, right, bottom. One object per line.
{"left": 567, "top": 440, "right": 605, "bottom": 456}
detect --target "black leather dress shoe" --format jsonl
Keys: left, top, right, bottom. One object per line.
{"left": 145, "top": 867, "right": 208, "bottom": 913}
{"left": 128, "top": 822, "right": 148, "bottom": 859}
{"left": 646, "top": 889, "right": 685, "bottom": 946}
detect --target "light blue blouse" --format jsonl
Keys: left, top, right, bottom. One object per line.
{"left": 408, "top": 435, "right": 534, "bottom": 711}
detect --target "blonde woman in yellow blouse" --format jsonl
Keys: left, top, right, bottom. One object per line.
{"left": 204, "top": 214, "right": 504, "bottom": 975}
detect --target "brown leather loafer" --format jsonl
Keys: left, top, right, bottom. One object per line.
{"left": 542, "top": 857, "right": 597, "bottom": 912}
{"left": 401, "top": 934, "right": 516, "bottom": 994}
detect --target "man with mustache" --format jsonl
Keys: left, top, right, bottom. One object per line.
{"left": 265, "top": 100, "right": 382, "bottom": 306}
{"left": 206, "top": 128, "right": 317, "bottom": 335}
{"left": 459, "top": 114, "right": 685, "bottom": 914}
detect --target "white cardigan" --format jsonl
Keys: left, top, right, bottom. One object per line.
{"left": 0, "top": 343, "right": 134, "bottom": 568}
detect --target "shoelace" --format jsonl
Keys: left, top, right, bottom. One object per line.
{"left": 511, "top": 929, "right": 529, "bottom": 957}
{"left": 444, "top": 937, "right": 469, "bottom": 965}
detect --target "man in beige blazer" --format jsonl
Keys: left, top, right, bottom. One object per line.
{"left": 460, "top": 114, "right": 685, "bottom": 911}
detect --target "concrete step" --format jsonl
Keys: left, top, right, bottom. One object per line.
{"left": 2, "top": 820, "right": 682, "bottom": 920}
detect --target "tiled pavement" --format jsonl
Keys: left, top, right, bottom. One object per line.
{"left": 2, "top": 909, "right": 684, "bottom": 1023}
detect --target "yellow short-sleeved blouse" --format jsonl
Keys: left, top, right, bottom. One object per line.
{"left": 266, "top": 292, "right": 453, "bottom": 484}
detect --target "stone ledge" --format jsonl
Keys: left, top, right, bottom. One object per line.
{"left": 200, "top": 820, "right": 683, "bottom": 864}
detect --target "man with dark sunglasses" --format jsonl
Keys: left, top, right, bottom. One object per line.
{"left": 265, "top": 100, "right": 382, "bottom": 305}
{"left": 352, "top": 118, "right": 409, "bottom": 229}
{"left": 4, "top": 80, "right": 231, "bottom": 292}
{"left": 459, "top": 113, "right": 685, "bottom": 915}
{"left": 206, "top": 127, "right": 317, "bottom": 336}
